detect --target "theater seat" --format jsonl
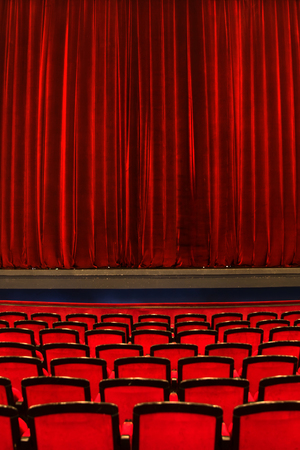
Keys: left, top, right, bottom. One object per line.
{"left": 114, "top": 356, "right": 171, "bottom": 384}
{"left": 258, "top": 375, "right": 300, "bottom": 402}
{"left": 177, "top": 355, "right": 234, "bottom": 383}
{"left": 132, "top": 402, "right": 223, "bottom": 450}
{"left": 0, "top": 405, "right": 21, "bottom": 450}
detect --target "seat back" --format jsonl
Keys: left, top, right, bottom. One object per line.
{"left": 0, "top": 405, "right": 20, "bottom": 450}
{"left": 179, "top": 378, "right": 249, "bottom": 427}
{"left": 0, "top": 342, "right": 37, "bottom": 358}
{"left": 96, "top": 344, "right": 143, "bottom": 372}
{"left": 211, "top": 313, "right": 243, "bottom": 329}
{"left": 0, "top": 377, "right": 14, "bottom": 406}
{"left": 22, "top": 376, "right": 91, "bottom": 409}
{"left": 31, "top": 312, "right": 62, "bottom": 326}
{"left": 231, "top": 402, "right": 300, "bottom": 450}
{"left": 269, "top": 326, "right": 300, "bottom": 342}
{"left": 281, "top": 310, "right": 300, "bottom": 324}
{"left": 65, "top": 313, "right": 98, "bottom": 330}
{"left": 53, "top": 321, "right": 88, "bottom": 343}
{"left": 114, "top": 356, "right": 171, "bottom": 383}
{"left": 100, "top": 378, "right": 169, "bottom": 425}
{"left": 224, "top": 327, "right": 263, "bottom": 354}
{"left": 205, "top": 343, "right": 252, "bottom": 374}
{"left": 93, "top": 322, "right": 130, "bottom": 342}
{"left": 256, "top": 319, "right": 290, "bottom": 342}
{"left": 138, "top": 315, "right": 171, "bottom": 326}
{"left": 133, "top": 322, "right": 170, "bottom": 332}
{"left": 258, "top": 375, "right": 300, "bottom": 401}
{"left": 0, "top": 320, "right": 9, "bottom": 328}
{"left": 42, "top": 343, "right": 90, "bottom": 372}
{"left": 178, "top": 356, "right": 234, "bottom": 383}
{"left": 258, "top": 341, "right": 300, "bottom": 359}
{"left": 216, "top": 321, "right": 250, "bottom": 342}
{"left": 174, "top": 322, "right": 210, "bottom": 338}
{"left": 15, "top": 320, "right": 48, "bottom": 344}
{"left": 176, "top": 330, "right": 217, "bottom": 355}
{"left": 28, "top": 402, "right": 120, "bottom": 450}
{"left": 174, "top": 314, "right": 207, "bottom": 324}
{"left": 0, "top": 356, "right": 43, "bottom": 393}
{"left": 132, "top": 402, "right": 222, "bottom": 450}
{"left": 39, "top": 328, "right": 80, "bottom": 346}
{"left": 150, "top": 343, "right": 198, "bottom": 371}
{"left": 101, "top": 314, "right": 134, "bottom": 335}
{"left": 0, "top": 312, "right": 28, "bottom": 327}
{"left": 0, "top": 328, "right": 35, "bottom": 346}
{"left": 242, "top": 355, "right": 297, "bottom": 395}
{"left": 132, "top": 330, "right": 172, "bottom": 356}
{"left": 50, "top": 357, "right": 107, "bottom": 400}
{"left": 247, "top": 312, "right": 278, "bottom": 327}
{"left": 85, "top": 330, "right": 126, "bottom": 357}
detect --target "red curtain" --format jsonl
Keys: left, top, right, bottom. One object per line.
{"left": 1, "top": 0, "right": 300, "bottom": 268}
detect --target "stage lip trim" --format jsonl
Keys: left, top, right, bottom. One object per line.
{"left": 1, "top": 268, "right": 300, "bottom": 289}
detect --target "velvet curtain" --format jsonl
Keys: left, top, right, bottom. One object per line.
{"left": 1, "top": 0, "right": 300, "bottom": 268}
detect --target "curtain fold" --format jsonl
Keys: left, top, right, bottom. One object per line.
{"left": 1, "top": 0, "right": 300, "bottom": 268}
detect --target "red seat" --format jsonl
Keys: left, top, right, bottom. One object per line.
{"left": 131, "top": 330, "right": 172, "bottom": 356}
{"left": 133, "top": 322, "right": 170, "bottom": 332}
{"left": 174, "top": 322, "right": 210, "bottom": 339}
{"left": 258, "top": 375, "right": 300, "bottom": 401}
{"left": 0, "top": 312, "right": 28, "bottom": 327}
{"left": 216, "top": 321, "right": 250, "bottom": 342}
{"left": 28, "top": 402, "right": 122, "bottom": 450}
{"left": 224, "top": 327, "right": 263, "bottom": 354}
{"left": 179, "top": 378, "right": 249, "bottom": 436}
{"left": 101, "top": 314, "right": 134, "bottom": 336}
{"left": 205, "top": 343, "right": 252, "bottom": 376}
{"left": 0, "top": 320, "right": 9, "bottom": 329}
{"left": 150, "top": 343, "right": 198, "bottom": 381}
{"left": 241, "top": 355, "right": 297, "bottom": 398}
{"left": 0, "top": 342, "right": 38, "bottom": 359}
{"left": 53, "top": 321, "right": 88, "bottom": 343}
{"left": 99, "top": 378, "right": 169, "bottom": 434}
{"left": 15, "top": 320, "right": 48, "bottom": 345}
{"left": 269, "top": 326, "right": 300, "bottom": 342}
{"left": 258, "top": 341, "right": 300, "bottom": 360}
{"left": 231, "top": 402, "right": 300, "bottom": 450}
{"left": 0, "top": 328, "right": 35, "bottom": 346}
{"left": 93, "top": 322, "right": 130, "bottom": 342}
{"left": 114, "top": 356, "right": 171, "bottom": 384}
{"left": 96, "top": 343, "right": 143, "bottom": 373}
{"left": 177, "top": 355, "right": 234, "bottom": 383}
{"left": 22, "top": 376, "right": 91, "bottom": 409}
{"left": 132, "top": 402, "right": 223, "bottom": 450}
{"left": 50, "top": 357, "right": 107, "bottom": 401}
{"left": 281, "top": 310, "right": 300, "bottom": 325}
{"left": 0, "top": 405, "right": 21, "bottom": 450}
{"left": 176, "top": 330, "right": 217, "bottom": 354}
{"left": 247, "top": 311, "right": 278, "bottom": 327}
{"left": 85, "top": 329, "right": 126, "bottom": 357}
{"left": 211, "top": 313, "right": 243, "bottom": 329}
{"left": 65, "top": 313, "right": 98, "bottom": 330}
{"left": 256, "top": 319, "right": 290, "bottom": 342}
{"left": 31, "top": 312, "right": 62, "bottom": 326}
{"left": 42, "top": 343, "right": 90, "bottom": 373}
{"left": 39, "top": 328, "right": 80, "bottom": 346}
{"left": 0, "top": 377, "right": 14, "bottom": 406}
{"left": 174, "top": 313, "right": 207, "bottom": 324}
{"left": 138, "top": 314, "right": 171, "bottom": 327}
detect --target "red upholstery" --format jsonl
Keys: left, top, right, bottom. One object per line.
{"left": 174, "top": 314, "right": 207, "bottom": 324}
{"left": 177, "top": 355, "right": 234, "bottom": 383}
{"left": 96, "top": 343, "right": 143, "bottom": 372}
{"left": 0, "top": 329, "right": 35, "bottom": 346}
{"left": 85, "top": 330, "right": 126, "bottom": 357}
{"left": 216, "top": 321, "right": 250, "bottom": 342}
{"left": 179, "top": 378, "right": 249, "bottom": 435}
{"left": 0, "top": 320, "right": 9, "bottom": 328}
{"left": 93, "top": 322, "right": 130, "bottom": 342}
{"left": 0, "top": 405, "right": 20, "bottom": 450}
{"left": 100, "top": 378, "right": 169, "bottom": 426}
{"left": 28, "top": 402, "right": 120, "bottom": 450}
{"left": 138, "top": 314, "right": 171, "bottom": 326}
{"left": 42, "top": 343, "right": 89, "bottom": 372}
{"left": 242, "top": 355, "right": 297, "bottom": 397}
{"left": 150, "top": 343, "right": 197, "bottom": 380}
{"left": 66, "top": 313, "right": 98, "bottom": 330}
{"left": 15, "top": 320, "right": 48, "bottom": 345}
{"left": 0, "top": 342, "right": 37, "bottom": 359}
{"left": 53, "top": 321, "right": 88, "bottom": 343}
{"left": 22, "top": 376, "right": 91, "bottom": 409}
{"left": 133, "top": 322, "right": 170, "bottom": 332}
{"left": 50, "top": 357, "right": 107, "bottom": 401}
{"left": 258, "top": 375, "right": 300, "bottom": 401}
{"left": 131, "top": 330, "right": 172, "bottom": 356}
{"left": 256, "top": 319, "right": 290, "bottom": 342}
{"left": 281, "top": 310, "right": 300, "bottom": 325}
{"left": 205, "top": 343, "right": 252, "bottom": 376}
{"left": 269, "top": 326, "right": 300, "bottom": 342}
{"left": 224, "top": 328, "right": 263, "bottom": 354}
{"left": 39, "top": 329, "right": 80, "bottom": 346}
{"left": 0, "top": 377, "right": 14, "bottom": 406}
{"left": 232, "top": 402, "right": 300, "bottom": 450}
{"left": 114, "top": 356, "right": 171, "bottom": 383}
{"left": 258, "top": 341, "right": 300, "bottom": 360}
{"left": 247, "top": 312, "right": 278, "bottom": 327}
{"left": 176, "top": 330, "right": 217, "bottom": 354}
{"left": 211, "top": 313, "right": 243, "bottom": 329}
{"left": 174, "top": 322, "right": 210, "bottom": 337}
{"left": 132, "top": 402, "right": 222, "bottom": 450}
{"left": 101, "top": 314, "right": 133, "bottom": 335}
{"left": 0, "top": 312, "right": 28, "bottom": 327}
{"left": 31, "top": 313, "right": 62, "bottom": 326}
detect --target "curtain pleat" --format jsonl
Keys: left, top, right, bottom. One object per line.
{"left": 1, "top": 0, "right": 300, "bottom": 268}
